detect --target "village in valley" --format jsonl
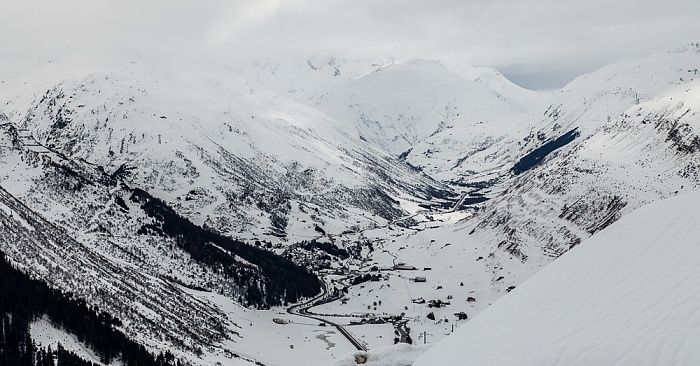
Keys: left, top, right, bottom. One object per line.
{"left": 271, "top": 197, "right": 512, "bottom": 350}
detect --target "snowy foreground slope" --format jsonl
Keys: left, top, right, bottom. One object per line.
{"left": 330, "top": 190, "right": 700, "bottom": 366}
{"left": 411, "top": 190, "right": 700, "bottom": 366}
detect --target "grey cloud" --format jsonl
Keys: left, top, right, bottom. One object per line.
{"left": 2, "top": 0, "right": 699, "bottom": 89}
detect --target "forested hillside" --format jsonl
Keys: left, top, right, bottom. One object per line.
{"left": 0, "top": 252, "right": 180, "bottom": 366}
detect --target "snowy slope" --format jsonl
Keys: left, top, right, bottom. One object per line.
{"left": 413, "top": 189, "right": 700, "bottom": 366}
{"left": 0, "top": 121, "right": 352, "bottom": 366}
{"left": 231, "top": 56, "right": 394, "bottom": 101}
{"left": 30, "top": 317, "right": 113, "bottom": 366}
{"left": 0, "top": 51, "right": 450, "bottom": 244}
{"left": 409, "top": 43, "right": 700, "bottom": 267}
{"left": 409, "top": 43, "right": 700, "bottom": 182}
{"left": 294, "top": 59, "right": 533, "bottom": 156}
{"left": 449, "top": 63, "right": 544, "bottom": 107}
{"left": 235, "top": 57, "right": 540, "bottom": 158}
{"left": 467, "top": 75, "right": 700, "bottom": 267}
{"left": 0, "top": 179, "right": 238, "bottom": 364}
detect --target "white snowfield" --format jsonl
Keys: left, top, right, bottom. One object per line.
{"left": 326, "top": 343, "right": 432, "bottom": 366}
{"left": 409, "top": 190, "right": 700, "bottom": 366}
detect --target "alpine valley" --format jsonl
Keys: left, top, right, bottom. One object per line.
{"left": 2, "top": 43, "right": 700, "bottom": 366}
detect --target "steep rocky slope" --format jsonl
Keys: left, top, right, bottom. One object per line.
{"left": 466, "top": 51, "right": 700, "bottom": 267}
{"left": 0, "top": 118, "right": 337, "bottom": 363}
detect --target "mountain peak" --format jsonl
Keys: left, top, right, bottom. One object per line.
{"left": 393, "top": 58, "right": 447, "bottom": 71}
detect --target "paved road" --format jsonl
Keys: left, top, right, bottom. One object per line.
{"left": 450, "top": 192, "right": 467, "bottom": 211}
{"left": 287, "top": 280, "right": 368, "bottom": 352}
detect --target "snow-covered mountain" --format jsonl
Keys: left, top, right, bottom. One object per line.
{"left": 0, "top": 115, "right": 350, "bottom": 364}
{"left": 235, "top": 57, "right": 541, "bottom": 158}
{"left": 311, "top": 46, "right": 700, "bottom": 316}
{"left": 0, "top": 51, "right": 451, "bottom": 366}
{"left": 311, "top": 44, "right": 700, "bottom": 365}
{"left": 231, "top": 56, "right": 394, "bottom": 100}
{"left": 465, "top": 44, "right": 700, "bottom": 266}
{"left": 300, "top": 59, "right": 536, "bottom": 156}
{"left": 409, "top": 43, "right": 700, "bottom": 182}
{"left": 0, "top": 51, "right": 451, "bottom": 245}
{"left": 3, "top": 44, "right": 700, "bottom": 366}
{"left": 412, "top": 190, "right": 700, "bottom": 366}
{"left": 449, "top": 62, "right": 544, "bottom": 107}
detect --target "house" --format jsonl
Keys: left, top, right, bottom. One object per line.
{"left": 392, "top": 262, "right": 417, "bottom": 270}
{"left": 412, "top": 276, "right": 427, "bottom": 282}
{"left": 273, "top": 318, "right": 289, "bottom": 324}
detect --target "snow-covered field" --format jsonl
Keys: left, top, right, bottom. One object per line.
{"left": 182, "top": 289, "right": 358, "bottom": 366}
{"left": 327, "top": 343, "right": 432, "bottom": 366}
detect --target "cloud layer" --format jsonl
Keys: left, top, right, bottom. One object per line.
{"left": 2, "top": 0, "right": 699, "bottom": 89}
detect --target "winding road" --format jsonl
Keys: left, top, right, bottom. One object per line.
{"left": 287, "top": 280, "right": 368, "bottom": 352}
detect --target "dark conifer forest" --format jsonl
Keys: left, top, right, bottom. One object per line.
{"left": 0, "top": 251, "right": 180, "bottom": 366}
{"left": 129, "top": 188, "right": 321, "bottom": 307}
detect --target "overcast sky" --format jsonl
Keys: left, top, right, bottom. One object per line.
{"left": 2, "top": 0, "right": 700, "bottom": 89}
